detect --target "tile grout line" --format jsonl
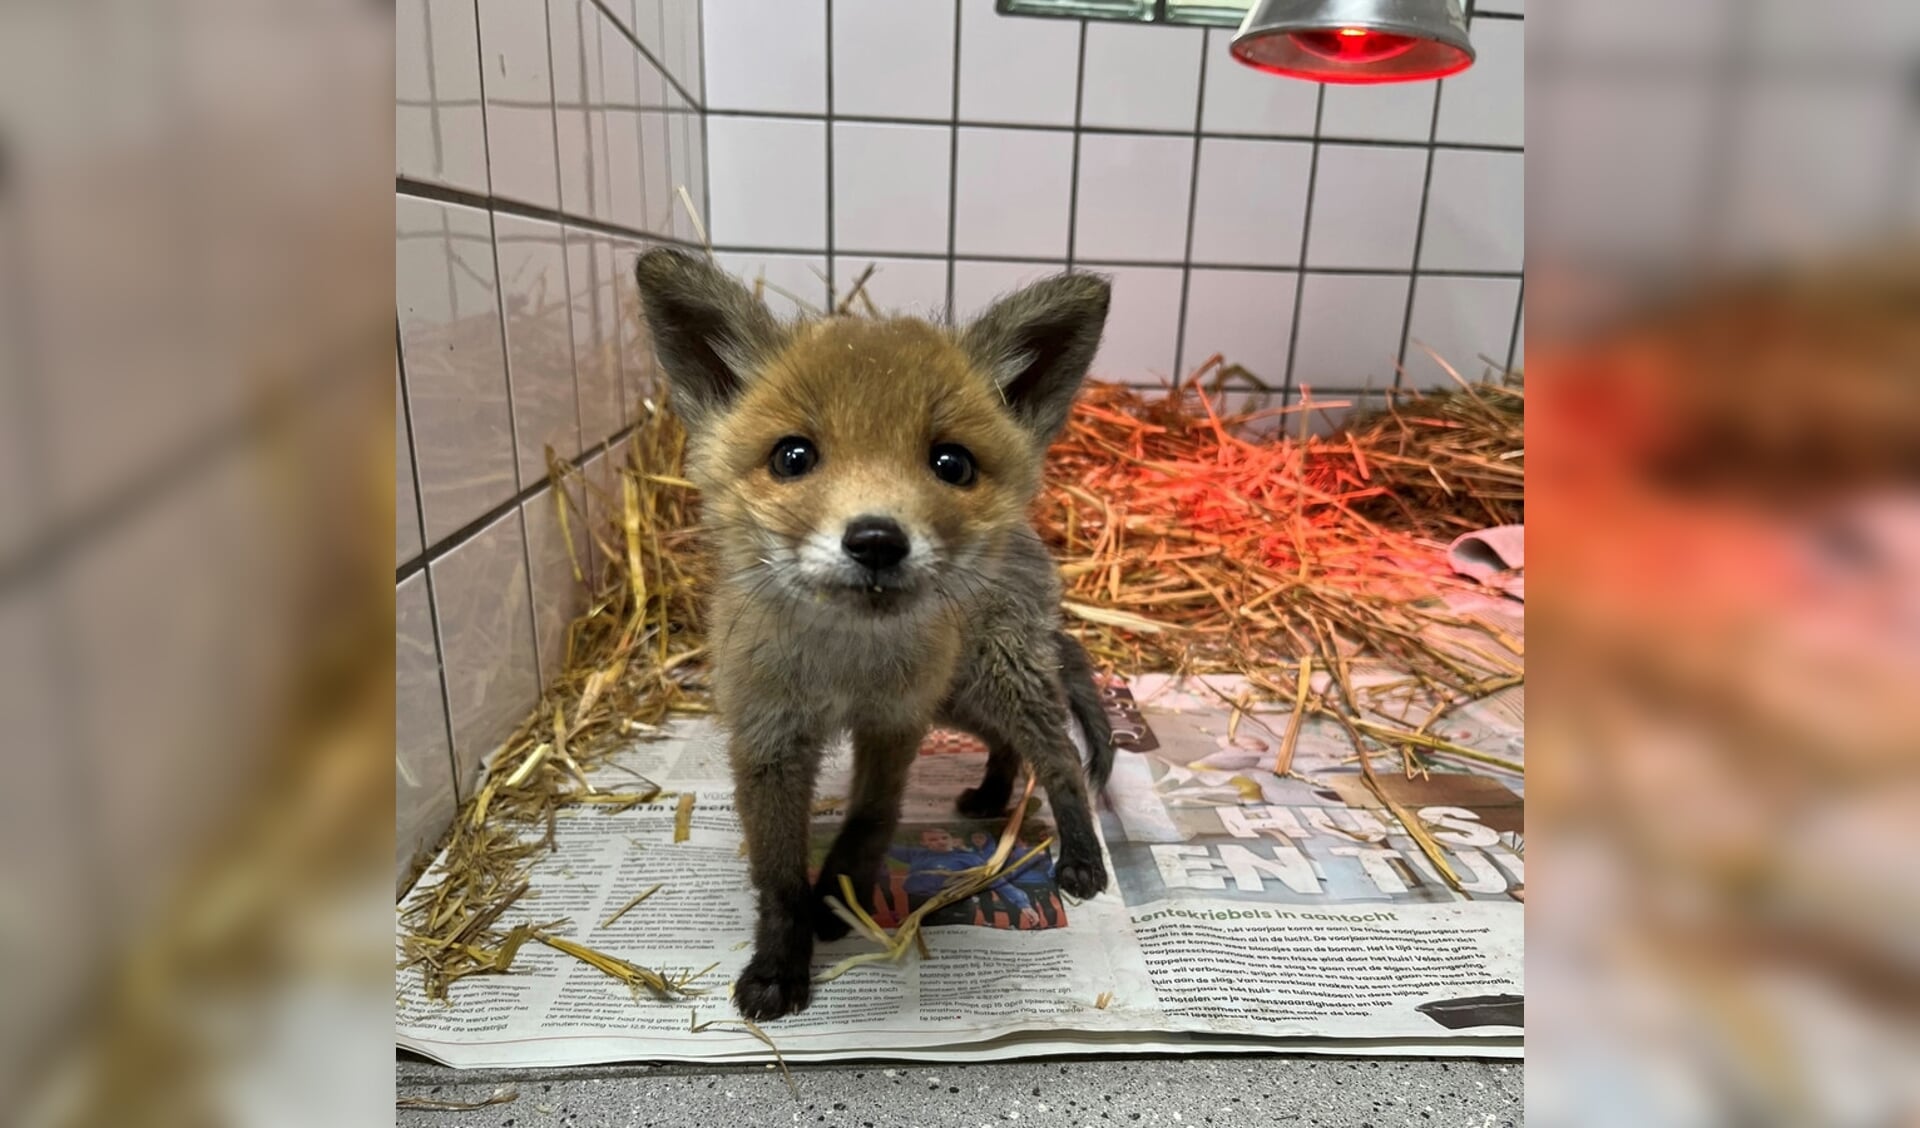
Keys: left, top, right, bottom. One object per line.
{"left": 480, "top": 209, "right": 546, "bottom": 689}
{"left": 478, "top": 215, "right": 525, "bottom": 490}
{"left": 1394, "top": 26, "right": 1457, "bottom": 393}
{"left": 945, "top": 0, "right": 962, "bottom": 323}
{"left": 1503, "top": 276, "right": 1525, "bottom": 374}
{"left": 690, "top": 238, "right": 1520, "bottom": 278}
{"left": 468, "top": 0, "right": 547, "bottom": 693}
{"left": 1171, "top": 30, "right": 1209, "bottom": 382}
{"left": 395, "top": 320, "right": 435, "bottom": 596}
{"left": 495, "top": 229, "right": 551, "bottom": 693}
{"left": 539, "top": 0, "right": 591, "bottom": 473}
{"left": 824, "top": 0, "right": 836, "bottom": 304}
{"left": 987, "top": 4, "right": 1523, "bottom": 22}
{"left": 422, "top": 0, "right": 446, "bottom": 177}
{"left": 557, "top": 229, "right": 589, "bottom": 567}
{"left": 698, "top": 109, "right": 713, "bottom": 253}
{"left": 627, "top": 32, "right": 663, "bottom": 251}
{"left": 397, "top": 416, "right": 645, "bottom": 584}
{"left": 682, "top": 104, "right": 1521, "bottom": 150}
{"left": 581, "top": 0, "right": 604, "bottom": 234}
{"left": 514, "top": 502, "right": 547, "bottom": 695}
{"left": 420, "top": 563, "right": 465, "bottom": 802}
{"left": 476, "top": 8, "right": 550, "bottom": 691}
{"left": 654, "top": 1, "right": 669, "bottom": 109}
{"left": 1065, "top": 20, "right": 1087, "bottom": 269}
{"left": 1281, "top": 84, "right": 1327, "bottom": 407}
{"left": 397, "top": 262, "right": 456, "bottom": 794}
{"left": 398, "top": 176, "right": 700, "bottom": 246}
{"left": 586, "top": 0, "right": 703, "bottom": 110}
{"left": 697, "top": 2, "right": 713, "bottom": 244}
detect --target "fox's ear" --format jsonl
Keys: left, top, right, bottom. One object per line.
{"left": 961, "top": 272, "right": 1111, "bottom": 445}
{"left": 633, "top": 249, "right": 783, "bottom": 428}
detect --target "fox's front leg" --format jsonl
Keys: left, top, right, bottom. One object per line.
{"left": 813, "top": 722, "right": 922, "bottom": 940}
{"left": 993, "top": 707, "right": 1108, "bottom": 900}
{"left": 947, "top": 661, "right": 1110, "bottom": 901}
{"left": 731, "top": 723, "right": 825, "bottom": 1020}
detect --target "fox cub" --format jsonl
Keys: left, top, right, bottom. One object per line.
{"left": 633, "top": 250, "right": 1117, "bottom": 1020}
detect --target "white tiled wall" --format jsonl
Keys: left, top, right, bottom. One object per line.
{"left": 1080, "top": 23, "right": 1205, "bottom": 132}
{"left": 699, "top": 0, "right": 1525, "bottom": 396}
{"left": 397, "top": 0, "right": 489, "bottom": 192}
{"left": 1073, "top": 133, "right": 1195, "bottom": 262}
{"left": 476, "top": 0, "right": 562, "bottom": 208}
{"left": 953, "top": 128, "right": 1076, "bottom": 257}
{"left": 834, "top": 122, "right": 952, "bottom": 254}
{"left": 1190, "top": 138, "right": 1312, "bottom": 266}
{"left": 833, "top": 0, "right": 956, "bottom": 120}
{"left": 395, "top": 0, "right": 705, "bottom": 888}
{"left": 706, "top": 116, "right": 828, "bottom": 247}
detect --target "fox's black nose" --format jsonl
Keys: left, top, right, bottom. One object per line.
{"left": 842, "top": 516, "right": 910, "bottom": 571}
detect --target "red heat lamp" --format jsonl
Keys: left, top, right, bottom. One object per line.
{"left": 1230, "top": 0, "right": 1474, "bottom": 84}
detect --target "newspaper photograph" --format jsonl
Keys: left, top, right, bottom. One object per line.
{"left": 397, "top": 671, "right": 1523, "bottom": 1067}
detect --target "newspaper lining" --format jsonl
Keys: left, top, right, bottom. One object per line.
{"left": 398, "top": 662, "right": 1524, "bottom": 1067}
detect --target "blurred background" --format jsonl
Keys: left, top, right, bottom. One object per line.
{"left": 0, "top": 2, "right": 394, "bottom": 1125}
{"left": 0, "top": 0, "right": 1916, "bottom": 1124}
{"left": 1526, "top": 1, "right": 1920, "bottom": 1124}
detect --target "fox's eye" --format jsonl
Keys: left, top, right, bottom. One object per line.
{"left": 929, "top": 443, "right": 977, "bottom": 488}
{"left": 769, "top": 436, "right": 818, "bottom": 479}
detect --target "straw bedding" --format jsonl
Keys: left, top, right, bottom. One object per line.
{"left": 397, "top": 303, "right": 1524, "bottom": 1006}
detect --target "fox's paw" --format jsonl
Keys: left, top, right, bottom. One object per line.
{"left": 813, "top": 903, "right": 853, "bottom": 942}
{"left": 811, "top": 876, "right": 855, "bottom": 941}
{"left": 955, "top": 783, "right": 1011, "bottom": 818}
{"left": 734, "top": 953, "right": 812, "bottom": 1020}
{"left": 1056, "top": 853, "right": 1109, "bottom": 900}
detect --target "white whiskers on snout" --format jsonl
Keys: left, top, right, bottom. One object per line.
{"left": 789, "top": 520, "right": 943, "bottom": 594}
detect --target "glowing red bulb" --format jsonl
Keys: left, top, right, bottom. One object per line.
{"left": 1291, "top": 27, "right": 1421, "bottom": 65}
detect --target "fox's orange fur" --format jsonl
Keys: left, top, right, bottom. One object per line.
{"left": 694, "top": 317, "right": 1038, "bottom": 609}
{"left": 634, "top": 250, "right": 1115, "bottom": 1020}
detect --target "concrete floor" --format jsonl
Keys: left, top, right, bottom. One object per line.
{"left": 398, "top": 1053, "right": 1521, "bottom": 1128}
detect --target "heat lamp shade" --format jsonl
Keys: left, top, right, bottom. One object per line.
{"left": 1230, "top": 0, "right": 1474, "bottom": 84}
